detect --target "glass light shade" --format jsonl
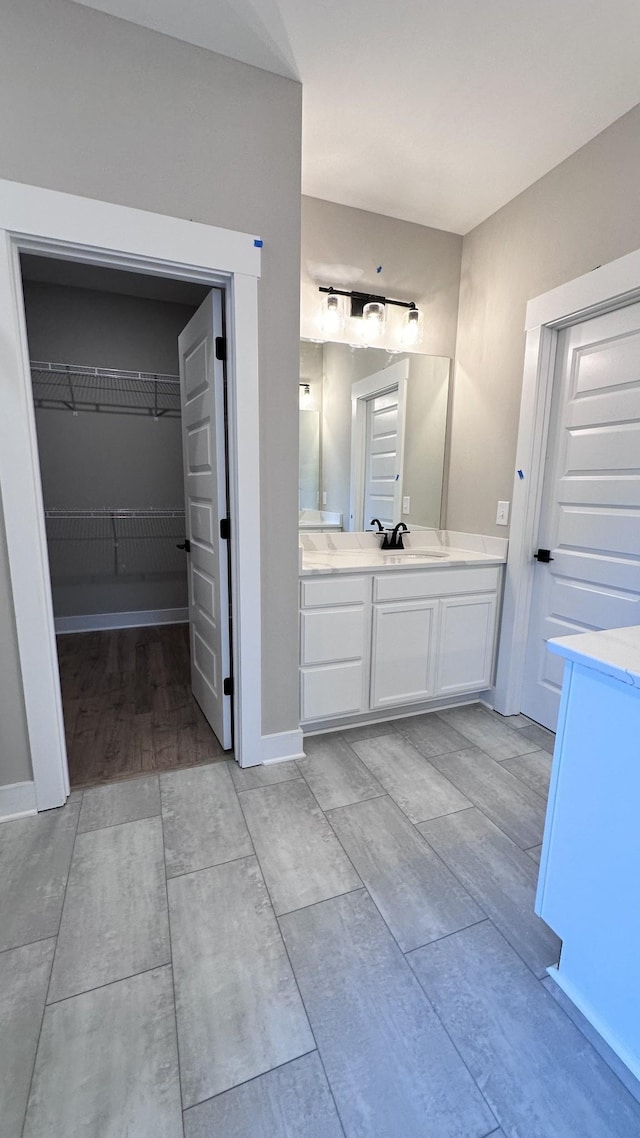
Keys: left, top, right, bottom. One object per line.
{"left": 402, "top": 307, "right": 423, "bottom": 346}
{"left": 321, "top": 292, "right": 346, "bottom": 335}
{"left": 361, "top": 300, "right": 386, "bottom": 340}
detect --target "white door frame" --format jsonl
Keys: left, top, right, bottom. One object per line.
{"left": 494, "top": 245, "right": 640, "bottom": 716}
{"left": 349, "top": 357, "right": 409, "bottom": 530}
{"left": 0, "top": 178, "right": 264, "bottom": 811}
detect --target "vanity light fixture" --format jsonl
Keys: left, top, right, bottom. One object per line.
{"left": 320, "top": 290, "right": 347, "bottom": 336}
{"left": 361, "top": 299, "right": 386, "bottom": 339}
{"left": 402, "top": 306, "right": 423, "bottom": 347}
{"left": 318, "top": 287, "right": 421, "bottom": 346}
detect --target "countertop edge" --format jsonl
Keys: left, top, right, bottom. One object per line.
{"left": 548, "top": 627, "right": 640, "bottom": 689}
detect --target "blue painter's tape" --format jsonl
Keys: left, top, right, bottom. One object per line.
{"left": 517, "top": 469, "right": 524, "bottom": 480}
{"left": 254, "top": 238, "right": 263, "bottom": 248}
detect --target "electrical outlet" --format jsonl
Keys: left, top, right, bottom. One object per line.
{"left": 402, "top": 495, "right": 410, "bottom": 514}
{"left": 496, "top": 500, "right": 510, "bottom": 526}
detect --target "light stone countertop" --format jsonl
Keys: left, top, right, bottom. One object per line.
{"left": 298, "top": 509, "right": 343, "bottom": 530}
{"left": 548, "top": 625, "right": 640, "bottom": 688}
{"left": 299, "top": 529, "right": 508, "bottom": 575}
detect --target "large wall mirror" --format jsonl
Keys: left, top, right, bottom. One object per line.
{"left": 299, "top": 340, "right": 451, "bottom": 531}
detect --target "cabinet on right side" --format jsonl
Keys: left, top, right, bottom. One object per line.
{"left": 370, "top": 565, "right": 501, "bottom": 712}
{"left": 436, "top": 592, "right": 498, "bottom": 696}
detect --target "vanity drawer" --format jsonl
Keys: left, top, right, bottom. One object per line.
{"left": 373, "top": 565, "right": 501, "bottom": 602}
{"left": 301, "top": 661, "right": 365, "bottom": 720}
{"left": 301, "top": 575, "right": 370, "bottom": 609}
{"left": 301, "top": 606, "right": 366, "bottom": 665}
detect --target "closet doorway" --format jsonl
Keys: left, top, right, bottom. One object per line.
{"left": 20, "top": 255, "right": 232, "bottom": 788}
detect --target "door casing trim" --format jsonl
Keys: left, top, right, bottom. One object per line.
{"left": 494, "top": 245, "right": 640, "bottom": 716}
{"left": 0, "top": 178, "right": 263, "bottom": 809}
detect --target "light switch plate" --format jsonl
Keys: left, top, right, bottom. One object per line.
{"left": 322, "top": 491, "right": 327, "bottom": 505}
{"left": 402, "top": 496, "right": 410, "bottom": 514}
{"left": 496, "top": 500, "right": 510, "bottom": 526}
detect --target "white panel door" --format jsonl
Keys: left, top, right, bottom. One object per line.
{"left": 363, "top": 389, "right": 400, "bottom": 528}
{"left": 178, "top": 290, "right": 232, "bottom": 749}
{"left": 522, "top": 302, "right": 640, "bottom": 729}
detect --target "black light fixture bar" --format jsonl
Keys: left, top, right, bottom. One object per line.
{"left": 319, "top": 286, "right": 417, "bottom": 318}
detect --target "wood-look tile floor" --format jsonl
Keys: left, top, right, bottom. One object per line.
{"left": 4, "top": 706, "right": 640, "bottom": 1137}
{"left": 57, "top": 624, "right": 228, "bottom": 789}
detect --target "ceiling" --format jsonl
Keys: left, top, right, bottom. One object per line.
{"left": 71, "top": 0, "right": 640, "bottom": 234}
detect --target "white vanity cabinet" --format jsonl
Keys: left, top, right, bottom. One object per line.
{"left": 370, "top": 599, "right": 439, "bottom": 707}
{"left": 435, "top": 592, "right": 498, "bottom": 696}
{"left": 300, "top": 563, "right": 502, "bottom": 726}
{"left": 299, "top": 575, "right": 370, "bottom": 722}
{"left": 535, "top": 626, "right": 640, "bottom": 1081}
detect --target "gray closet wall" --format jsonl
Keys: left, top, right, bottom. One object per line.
{"left": 23, "top": 279, "right": 197, "bottom": 617}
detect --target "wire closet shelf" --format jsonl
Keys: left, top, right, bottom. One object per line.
{"left": 31, "top": 361, "right": 182, "bottom": 418}
{"left": 44, "top": 508, "right": 187, "bottom": 578}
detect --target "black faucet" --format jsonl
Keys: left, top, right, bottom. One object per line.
{"left": 388, "top": 522, "right": 410, "bottom": 550}
{"left": 370, "top": 518, "right": 391, "bottom": 549}
{"left": 370, "top": 519, "right": 410, "bottom": 550}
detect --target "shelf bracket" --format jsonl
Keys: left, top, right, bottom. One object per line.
{"left": 65, "top": 365, "right": 78, "bottom": 416}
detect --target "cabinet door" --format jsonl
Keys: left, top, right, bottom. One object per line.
{"left": 436, "top": 593, "right": 497, "bottom": 696}
{"left": 370, "top": 600, "right": 438, "bottom": 709}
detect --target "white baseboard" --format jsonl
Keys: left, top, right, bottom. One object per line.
{"left": 0, "top": 780, "right": 37, "bottom": 823}
{"left": 261, "top": 728, "right": 306, "bottom": 765}
{"left": 55, "top": 607, "right": 189, "bottom": 634}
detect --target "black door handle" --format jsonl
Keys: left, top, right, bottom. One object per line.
{"left": 176, "top": 540, "right": 191, "bottom": 552}
{"left": 533, "top": 548, "right": 554, "bottom": 563}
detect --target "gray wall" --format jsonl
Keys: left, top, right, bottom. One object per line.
{"left": 301, "top": 196, "right": 463, "bottom": 359}
{"left": 24, "top": 281, "right": 193, "bottom": 617}
{"left": 402, "top": 355, "right": 450, "bottom": 531}
{"left": 298, "top": 341, "right": 323, "bottom": 509}
{"left": 450, "top": 102, "right": 640, "bottom": 536}
{"left": 23, "top": 279, "right": 196, "bottom": 376}
{"left": 0, "top": 0, "right": 302, "bottom": 787}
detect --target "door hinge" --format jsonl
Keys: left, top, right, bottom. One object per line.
{"left": 220, "top": 517, "right": 230, "bottom": 540}
{"left": 223, "top": 676, "right": 233, "bottom": 697}
{"left": 215, "top": 336, "right": 227, "bottom": 361}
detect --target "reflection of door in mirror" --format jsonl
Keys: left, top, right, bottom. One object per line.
{"left": 299, "top": 340, "right": 450, "bottom": 532}
{"left": 351, "top": 358, "right": 408, "bottom": 530}
{"left": 364, "top": 391, "right": 400, "bottom": 528}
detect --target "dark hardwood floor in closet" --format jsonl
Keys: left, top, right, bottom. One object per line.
{"left": 58, "top": 623, "right": 228, "bottom": 788}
